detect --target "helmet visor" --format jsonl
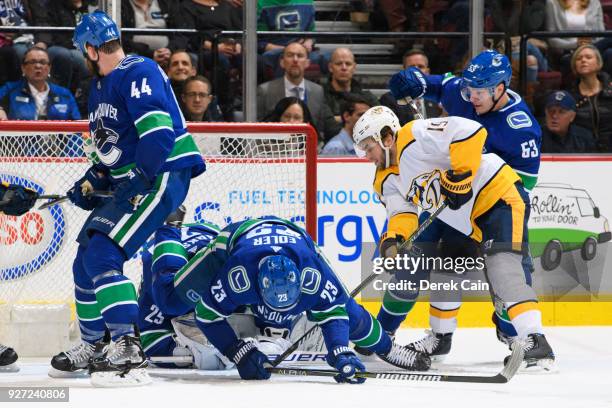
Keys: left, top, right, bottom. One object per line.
{"left": 460, "top": 85, "right": 495, "bottom": 102}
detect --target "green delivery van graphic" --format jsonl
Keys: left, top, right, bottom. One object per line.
{"left": 529, "top": 183, "right": 611, "bottom": 271}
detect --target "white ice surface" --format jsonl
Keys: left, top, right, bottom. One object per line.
{"left": 0, "top": 326, "right": 611, "bottom": 408}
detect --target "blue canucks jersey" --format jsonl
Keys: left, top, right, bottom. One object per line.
{"left": 87, "top": 55, "right": 205, "bottom": 183}
{"left": 423, "top": 75, "right": 541, "bottom": 190}
{"left": 185, "top": 218, "right": 351, "bottom": 354}
{"left": 138, "top": 222, "right": 220, "bottom": 353}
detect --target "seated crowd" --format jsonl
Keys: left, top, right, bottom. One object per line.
{"left": 0, "top": 0, "right": 610, "bottom": 154}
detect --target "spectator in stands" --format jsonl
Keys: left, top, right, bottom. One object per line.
{"left": 379, "top": 49, "right": 442, "bottom": 124}
{"left": 0, "top": 0, "right": 54, "bottom": 84}
{"left": 320, "top": 94, "right": 371, "bottom": 155}
{"left": 545, "top": 0, "right": 607, "bottom": 66}
{"left": 0, "top": 47, "right": 80, "bottom": 120}
{"left": 120, "top": 0, "right": 181, "bottom": 69}
{"left": 257, "top": 42, "right": 341, "bottom": 143}
{"left": 38, "top": 0, "right": 96, "bottom": 93}
{"left": 167, "top": 50, "right": 197, "bottom": 100}
{"left": 262, "top": 96, "right": 317, "bottom": 154}
{"left": 570, "top": 44, "right": 612, "bottom": 151}
{"left": 541, "top": 90, "right": 596, "bottom": 152}
{"left": 257, "top": 0, "right": 329, "bottom": 79}
{"left": 323, "top": 47, "right": 378, "bottom": 122}
{"left": 181, "top": 75, "right": 223, "bottom": 122}
{"left": 264, "top": 96, "right": 315, "bottom": 125}
{"left": 174, "top": 0, "right": 243, "bottom": 114}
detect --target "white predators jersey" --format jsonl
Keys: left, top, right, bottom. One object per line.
{"left": 374, "top": 116, "right": 520, "bottom": 241}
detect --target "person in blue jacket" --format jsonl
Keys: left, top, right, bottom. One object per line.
{"left": 0, "top": 46, "right": 80, "bottom": 121}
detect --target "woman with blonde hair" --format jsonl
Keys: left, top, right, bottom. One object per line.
{"left": 570, "top": 44, "right": 612, "bottom": 151}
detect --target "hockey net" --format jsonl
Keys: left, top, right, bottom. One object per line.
{"left": 0, "top": 121, "right": 317, "bottom": 355}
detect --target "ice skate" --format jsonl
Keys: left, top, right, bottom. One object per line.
{"left": 0, "top": 344, "right": 19, "bottom": 372}
{"left": 89, "top": 334, "right": 151, "bottom": 387}
{"left": 406, "top": 330, "right": 453, "bottom": 362}
{"left": 377, "top": 342, "right": 431, "bottom": 371}
{"left": 49, "top": 342, "right": 95, "bottom": 378}
{"left": 504, "top": 333, "right": 555, "bottom": 372}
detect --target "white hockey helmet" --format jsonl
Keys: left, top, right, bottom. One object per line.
{"left": 352, "top": 105, "right": 401, "bottom": 168}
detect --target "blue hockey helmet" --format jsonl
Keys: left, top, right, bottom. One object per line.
{"left": 258, "top": 255, "right": 302, "bottom": 311}
{"left": 73, "top": 10, "right": 120, "bottom": 54}
{"left": 460, "top": 50, "right": 512, "bottom": 99}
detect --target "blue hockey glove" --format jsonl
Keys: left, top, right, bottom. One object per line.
{"left": 389, "top": 67, "right": 427, "bottom": 101}
{"left": 83, "top": 165, "right": 110, "bottom": 191}
{"left": 225, "top": 340, "right": 272, "bottom": 380}
{"left": 0, "top": 185, "right": 38, "bottom": 216}
{"left": 67, "top": 166, "right": 110, "bottom": 211}
{"left": 113, "top": 167, "right": 153, "bottom": 213}
{"left": 326, "top": 346, "right": 366, "bottom": 384}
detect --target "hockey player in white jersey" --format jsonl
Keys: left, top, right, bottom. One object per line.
{"left": 353, "top": 106, "right": 554, "bottom": 370}
{"left": 387, "top": 50, "right": 543, "bottom": 361}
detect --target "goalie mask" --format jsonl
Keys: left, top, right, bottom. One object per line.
{"left": 352, "top": 106, "right": 400, "bottom": 169}
{"left": 258, "top": 255, "right": 301, "bottom": 311}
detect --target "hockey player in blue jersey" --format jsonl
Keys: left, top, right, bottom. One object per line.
{"left": 172, "top": 217, "right": 431, "bottom": 383}
{"left": 139, "top": 215, "right": 316, "bottom": 370}
{"left": 137, "top": 210, "right": 226, "bottom": 368}
{"left": 378, "top": 50, "right": 551, "bottom": 369}
{"left": 49, "top": 11, "right": 205, "bottom": 386}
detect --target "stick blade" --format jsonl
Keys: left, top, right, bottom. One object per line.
{"left": 499, "top": 340, "right": 525, "bottom": 382}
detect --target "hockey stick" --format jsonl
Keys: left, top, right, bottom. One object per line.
{"left": 397, "top": 97, "right": 425, "bottom": 120}
{"left": 269, "top": 201, "right": 449, "bottom": 368}
{"left": 38, "top": 190, "right": 113, "bottom": 210}
{"left": 0, "top": 194, "right": 62, "bottom": 207}
{"left": 271, "top": 340, "right": 524, "bottom": 384}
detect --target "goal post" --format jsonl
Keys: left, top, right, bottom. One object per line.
{"left": 0, "top": 120, "right": 318, "bottom": 356}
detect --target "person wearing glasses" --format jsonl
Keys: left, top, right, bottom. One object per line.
{"left": 181, "top": 75, "right": 223, "bottom": 122}
{"left": 0, "top": 46, "right": 80, "bottom": 121}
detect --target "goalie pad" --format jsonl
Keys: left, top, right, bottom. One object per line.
{"left": 171, "top": 314, "right": 233, "bottom": 370}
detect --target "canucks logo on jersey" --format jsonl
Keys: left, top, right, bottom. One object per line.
{"left": 93, "top": 118, "right": 122, "bottom": 166}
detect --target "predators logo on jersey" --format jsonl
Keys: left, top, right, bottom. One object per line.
{"left": 407, "top": 170, "right": 443, "bottom": 211}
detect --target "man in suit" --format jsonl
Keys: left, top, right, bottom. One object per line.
{"left": 257, "top": 42, "right": 340, "bottom": 142}
{"left": 379, "top": 49, "right": 442, "bottom": 124}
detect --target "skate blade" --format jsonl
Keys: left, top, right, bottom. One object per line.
{"left": 0, "top": 363, "right": 19, "bottom": 373}
{"left": 91, "top": 368, "right": 152, "bottom": 387}
{"left": 429, "top": 354, "right": 448, "bottom": 363}
{"left": 48, "top": 367, "right": 89, "bottom": 378}
{"left": 519, "top": 358, "right": 557, "bottom": 374}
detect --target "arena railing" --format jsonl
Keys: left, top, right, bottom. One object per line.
{"left": 0, "top": 26, "right": 511, "bottom": 118}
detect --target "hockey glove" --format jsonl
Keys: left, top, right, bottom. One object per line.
{"left": 389, "top": 67, "right": 427, "bottom": 101}
{"left": 326, "top": 346, "right": 366, "bottom": 384}
{"left": 113, "top": 167, "right": 153, "bottom": 214}
{"left": 225, "top": 340, "right": 271, "bottom": 380}
{"left": 440, "top": 169, "right": 473, "bottom": 211}
{"left": 0, "top": 185, "right": 38, "bottom": 216}
{"left": 379, "top": 232, "right": 404, "bottom": 259}
{"left": 67, "top": 166, "right": 110, "bottom": 211}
